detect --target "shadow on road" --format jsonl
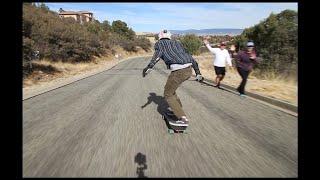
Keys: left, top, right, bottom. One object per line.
{"left": 189, "top": 79, "right": 238, "bottom": 95}
{"left": 134, "top": 152, "right": 148, "bottom": 178}
{"left": 141, "top": 92, "right": 171, "bottom": 129}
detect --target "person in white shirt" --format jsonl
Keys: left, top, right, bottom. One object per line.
{"left": 203, "top": 39, "right": 233, "bottom": 88}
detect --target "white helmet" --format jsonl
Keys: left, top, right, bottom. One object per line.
{"left": 158, "top": 30, "right": 171, "bottom": 40}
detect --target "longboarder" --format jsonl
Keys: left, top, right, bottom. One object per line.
{"left": 142, "top": 29, "right": 203, "bottom": 127}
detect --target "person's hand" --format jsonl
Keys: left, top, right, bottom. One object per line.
{"left": 142, "top": 66, "right": 152, "bottom": 77}
{"left": 249, "top": 53, "right": 256, "bottom": 60}
{"left": 203, "top": 39, "right": 209, "bottom": 45}
{"left": 196, "top": 74, "right": 204, "bottom": 82}
{"left": 230, "top": 44, "right": 236, "bottom": 51}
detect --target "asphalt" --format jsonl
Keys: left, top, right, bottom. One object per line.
{"left": 23, "top": 57, "right": 298, "bottom": 177}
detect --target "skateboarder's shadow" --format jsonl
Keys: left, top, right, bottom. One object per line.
{"left": 141, "top": 92, "right": 170, "bottom": 114}
{"left": 141, "top": 92, "right": 171, "bottom": 127}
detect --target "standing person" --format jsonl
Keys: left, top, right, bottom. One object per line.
{"left": 203, "top": 39, "right": 233, "bottom": 88}
{"left": 142, "top": 30, "right": 203, "bottom": 127}
{"left": 230, "top": 41, "right": 258, "bottom": 97}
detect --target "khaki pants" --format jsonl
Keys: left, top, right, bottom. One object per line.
{"left": 164, "top": 66, "right": 192, "bottom": 118}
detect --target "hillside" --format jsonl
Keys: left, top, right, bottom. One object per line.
{"left": 23, "top": 3, "right": 152, "bottom": 78}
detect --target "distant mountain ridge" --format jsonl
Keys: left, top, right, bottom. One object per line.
{"left": 169, "top": 28, "right": 243, "bottom": 35}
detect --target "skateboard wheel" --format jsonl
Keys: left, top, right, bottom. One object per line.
{"left": 168, "top": 129, "right": 174, "bottom": 134}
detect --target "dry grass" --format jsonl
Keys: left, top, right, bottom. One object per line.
{"left": 23, "top": 47, "right": 153, "bottom": 88}
{"left": 193, "top": 54, "right": 297, "bottom": 106}
{"left": 23, "top": 60, "right": 103, "bottom": 88}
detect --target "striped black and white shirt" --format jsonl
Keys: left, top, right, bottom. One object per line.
{"left": 147, "top": 38, "right": 201, "bottom": 75}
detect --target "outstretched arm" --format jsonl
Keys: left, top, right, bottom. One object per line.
{"left": 191, "top": 58, "right": 204, "bottom": 81}
{"left": 147, "top": 42, "right": 162, "bottom": 68}
{"left": 191, "top": 58, "right": 201, "bottom": 75}
{"left": 203, "top": 39, "right": 217, "bottom": 54}
{"left": 229, "top": 44, "right": 239, "bottom": 58}
{"left": 141, "top": 97, "right": 152, "bottom": 108}
{"left": 143, "top": 42, "right": 162, "bottom": 77}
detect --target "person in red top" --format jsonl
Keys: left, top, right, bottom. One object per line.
{"left": 230, "top": 41, "right": 258, "bottom": 97}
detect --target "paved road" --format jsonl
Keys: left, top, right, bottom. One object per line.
{"left": 23, "top": 57, "right": 297, "bottom": 177}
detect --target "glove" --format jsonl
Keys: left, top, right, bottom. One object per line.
{"left": 142, "top": 66, "right": 152, "bottom": 77}
{"left": 196, "top": 74, "right": 204, "bottom": 82}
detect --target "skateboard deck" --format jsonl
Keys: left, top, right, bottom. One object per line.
{"left": 162, "top": 112, "right": 188, "bottom": 134}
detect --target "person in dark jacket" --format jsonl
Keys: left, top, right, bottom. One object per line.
{"left": 142, "top": 30, "right": 203, "bottom": 126}
{"left": 230, "top": 41, "right": 258, "bottom": 97}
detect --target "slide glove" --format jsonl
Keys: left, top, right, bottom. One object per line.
{"left": 196, "top": 74, "right": 204, "bottom": 82}
{"left": 142, "top": 66, "right": 152, "bottom": 77}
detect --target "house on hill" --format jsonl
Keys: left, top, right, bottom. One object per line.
{"left": 58, "top": 11, "right": 94, "bottom": 24}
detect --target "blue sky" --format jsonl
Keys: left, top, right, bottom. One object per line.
{"left": 44, "top": 3, "right": 298, "bottom": 33}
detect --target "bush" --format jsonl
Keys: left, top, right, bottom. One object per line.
{"left": 111, "top": 20, "right": 136, "bottom": 40}
{"left": 229, "top": 9, "right": 297, "bottom": 79}
{"left": 134, "top": 37, "right": 151, "bottom": 52}
{"left": 121, "top": 41, "right": 137, "bottom": 52}
{"left": 22, "top": 37, "right": 34, "bottom": 67}
{"left": 180, "top": 34, "right": 202, "bottom": 55}
{"left": 22, "top": 3, "right": 151, "bottom": 63}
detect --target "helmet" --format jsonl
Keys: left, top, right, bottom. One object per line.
{"left": 158, "top": 30, "right": 171, "bottom": 40}
{"left": 246, "top": 42, "right": 255, "bottom": 47}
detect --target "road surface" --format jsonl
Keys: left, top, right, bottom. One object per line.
{"left": 23, "top": 57, "right": 297, "bottom": 177}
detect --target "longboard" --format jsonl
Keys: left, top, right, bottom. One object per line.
{"left": 162, "top": 112, "right": 188, "bottom": 134}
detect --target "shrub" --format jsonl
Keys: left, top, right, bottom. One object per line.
{"left": 180, "top": 34, "right": 202, "bottom": 55}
